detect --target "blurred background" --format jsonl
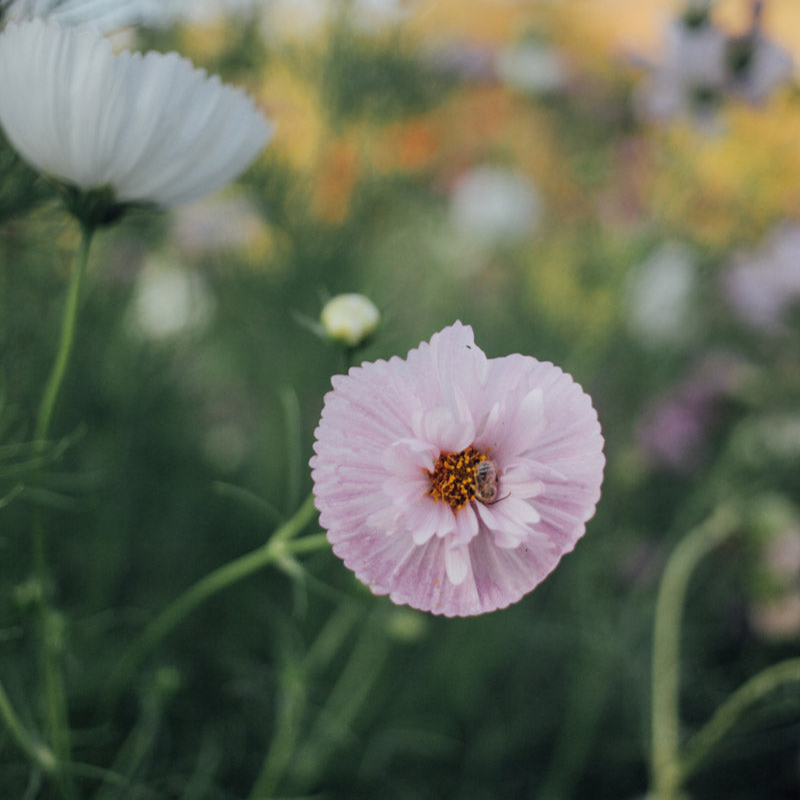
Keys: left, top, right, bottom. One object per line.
{"left": 2, "top": 0, "right": 800, "bottom": 798}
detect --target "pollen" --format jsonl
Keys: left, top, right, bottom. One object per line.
{"left": 426, "top": 445, "right": 488, "bottom": 511}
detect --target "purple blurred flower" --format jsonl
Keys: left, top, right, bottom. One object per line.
{"left": 724, "top": 222, "right": 800, "bottom": 334}
{"left": 635, "top": 1, "right": 793, "bottom": 125}
{"left": 310, "top": 322, "right": 605, "bottom": 616}
{"left": 726, "top": 1, "right": 794, "bottom": 104}
{"left": 634, "top": 15, "right": 727, "bottom": 124}
{"left": 636, "top": 352, "right": 745, "bottom": 471}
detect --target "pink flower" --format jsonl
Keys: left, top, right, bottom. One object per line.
{"left": 310, "top": 322, "right": 605, "bottom": 617}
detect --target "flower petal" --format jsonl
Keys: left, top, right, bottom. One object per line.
{"left": 0, "top": 19, "right": 272, "bottom": 208}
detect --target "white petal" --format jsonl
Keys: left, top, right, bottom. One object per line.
{"left": 0, "top": 19, "right": 272, "bottom": 207}
{"left": 444, "top": 545, "right": 471, "bottom": 586}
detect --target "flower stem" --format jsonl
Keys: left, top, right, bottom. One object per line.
{"left": 0, "top": 676, "right": 56, "bottom": 773}
{"left": 30, "top": 221, "right": 95, "bottom": 800}
{"left": 248, "top": 601, "right": 362, "bottom": 799}
{"left": 650, "top": 503, "right": 739, "bottom": 800}
{"left": 106, "top": 494, "right": 321, "bottom": 703}
{"left": 679, "top": 657, "right": 800, "bottom": 783}
{"left": 283, "top": 610, "right": 392, "bottom": 794}
{"left": 34, "top": 222, "right": 95, "bottom": 447}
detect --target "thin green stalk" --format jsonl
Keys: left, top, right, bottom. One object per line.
{"left": 248, "top": 601, "right": 362, "bottom": 800}
{"left": 92, "top": 674, "right": 166, "bottom": 800}
{"left": 248, "top": 663, "right": 307, "bottom": 800}
{"left": 105, "top": 494, "right": 320, "bottom": 702}
{"left": 288, "top": 611, "right": 392, "bottom": 792}
{"left": 650, "top": 504, "right": 739, "bottom": 800}
{"left": 0, "top": 676, "right": 56, "bottom": 772}
{"left": 34, "top": 222, "right": 94, "bottom": 447}
{"left": 679, "top": 657, "right": 800, "bottom": 783}
{"left": 537, "top": 643, "right": 612, "bottom": 800}
{"left": 30, "top": 221, "right": 95, "bottom": 800}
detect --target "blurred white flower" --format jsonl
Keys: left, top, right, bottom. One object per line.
{"left": 449, "top": 166, "right": 542, "bottom": 244}
{"left": 172, "top": 194, "right": 265, "bottom": 257}
{"left": 495, "top": 40, "right": 568, "bottom": 96}
{"left": 748, "top": 516, "right": 800, "bottom": 641}
{"left": 0, "top": 18, "right": 272, "bottom": 212}
{"left": 749, "top": 592, "right": 800, "bottom": 641}
{"left": 128, "top": 259, "right": 216, "bottom": 340}
{"left": 260, "top": 0, "right": 331, "bottom": 42}
{"left": 137, "top": 0, "right": 260, "bottom": 25}
{"left": 261, "top": 0, "right": 414, "bottom": 42}
{"left": 353, "top": 0, "right": 416, "bottom": 33}
{"left": 724, "top": 222, "right": 800, "bottom": 335}
{"left": 625, "top": 241, "right": 698, "bottom": 348}
{"left": 320, "top": 293, "right": 380, "bottom": 347}
{"left": 733, "top": 414, "right": 800, "bottom": 467}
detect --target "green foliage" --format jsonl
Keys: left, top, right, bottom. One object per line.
{"left": 0, "top": 4, "right": 798, "bottom": 800}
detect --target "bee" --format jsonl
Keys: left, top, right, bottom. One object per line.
{"left": 473, "top": 459, "right": 500, "bottom": 504}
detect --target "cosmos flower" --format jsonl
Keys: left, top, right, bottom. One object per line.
{"left": 449, "top": 166, "right": 543, "bottom": 244}
{"left": 635, "top": 352, "right": 745, "bottom": 472}
{"left": 724, "top": 222, "right": 800, "bottom": 335}
{"left": 726, "top": 1, "right": 794, "bottom": 105}
{"left": 495, "top": 40, "right": 568, "bottom": 96}
{"left": 634, "top": 1, "right": 793, "bottom": 125}
{"left": 320, "top": 294, "right": 381, "bottom": 348}
{"left": 0, "top": 18, "right": 271, "bottom": 212}
{"left": 634, "top": 16, "right": 728, "bottom": 124}
{"left": 625, "top": 241, "right": 698, "bottom": 349}
{"left": 310, "top": 322, "right": 605, "bottom": 617}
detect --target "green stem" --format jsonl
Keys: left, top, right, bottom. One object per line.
{"left": 34, "top": 222, "right": 94, "bottom": 447}
{"left": 537, "top": 643, "right": 612, "bottom": 800}
{"left": 30, "top": 221, "right": 95, "bottom": 800}
{"left": 287, "top": 611, "right": 391, "bottom": 793}
{"left": 679, "top": 657, "right": 800, "bottom": 783}
{"left": 248, "top": 601, "right": 361, "bottom": 799}
{"left": 650, "top": 504, "right": 739, "bottom": 800}
{"left": 248, "top": 662, "right": 307, "bottom": 800}
{"left": 0, "top": 676, "right": 56, "bottom": 773}
{"left": 106, "top": 494, "right": 320, "bottom": 702}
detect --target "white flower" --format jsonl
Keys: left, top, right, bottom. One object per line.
{"left": 0, "top": 18, "right": 272, "bottom": 209}
{"left": 625, "top": 241, "right": 698, "bottom": 348}
{"left": 320, "top": 294, "right": 381, "bottom": 347}
{"left": 172, "top": 194, "right": 265, "bottom": 257}
{"left": 127, "top": 258, "right": 215, "bottom": 340}
{"left": 495, "top": 41, "right": 568, "bottom": 96}
{"left": 450, "top": 166, "right": 542, "bottom": 243}
{"left": 260, "top": 0, "right": 414, "bottom": 43}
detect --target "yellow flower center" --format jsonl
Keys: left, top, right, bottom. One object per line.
{"left": 426, "top": 445, "right": 489, "bottom": 511}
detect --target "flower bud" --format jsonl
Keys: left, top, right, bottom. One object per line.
{"left": 320, "top": 293, "right": 380, "bottom": 348}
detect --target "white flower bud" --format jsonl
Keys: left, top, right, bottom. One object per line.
{"left": 320, "top": 294, "right": 380, "bottom": 347}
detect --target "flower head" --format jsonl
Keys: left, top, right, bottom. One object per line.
{"left": 310, "top": 322, "right": 605, "bottom": 616}
{"left": 724, "top": 222, "right": 800, "bottom": 335}
{"left": 449, "top": 166, "right": 542, "bottom": 244}
{"left": 320, "top": 293, "right": 381, "bottom": 348}
{"left": 0, "top": 18, "right": 272, "bottom": 212}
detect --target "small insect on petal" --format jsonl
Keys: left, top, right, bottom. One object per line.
{"left": 473, "top": 459, "right": 499, "bottom": 504}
